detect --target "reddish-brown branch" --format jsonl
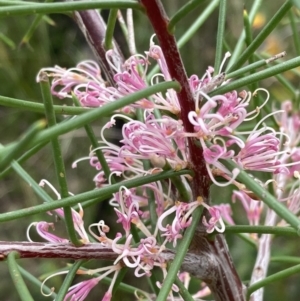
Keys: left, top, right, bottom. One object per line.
{"left": 139, "top": 0, "right": 210, "bottom": 199}
{"left": 0, "top": 240, "right": 245, "bottom": 300}
{"left": 0, "top": 241, "right": 194, "bottom": 266}
{"left": 0, "top": 241, "right": 118, "bottom": 261}
{"left": 0, "top": 241, "right": 178, "bottom": 262}
{"left": 139, "top": 2, "right": 245, "bottom": 301}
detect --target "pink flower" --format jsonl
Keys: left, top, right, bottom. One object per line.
{"left": 215, "top": 204, "right": 235, "bottom": 225}
{"left": 202, "top": 205, "right": 225, "bottom": 233}
{"left": 120, "top": 114, "right": 187, "bottom": 170}
{"left": 278, "top": 101, "right": 300, "bottom": 147}
{"left": 146, "top": 42, "right": 180, "bottom": 114}
{"left": 34, "top": 222, "right": 69, "bottom": 243}
{"left": 235, "top": 127, "right": 284, "bottom": 173}
{"left": 114, "top": 202, "right": 139, "bottom": 235}
{"left": 187, "top": 90, "right": 247, "bottom": 138}
{"left": 64, "top": 278, "right": 100, "bottom": 301}
{"left": 38, "top": 44, "right": 183, "bottom": 114}
{"left": 53, "top": 206, "right": 89, "bottom": 243}
{"left": 38, "top": 40, "right": 300, "bottom": 301}
{"left": 203, "top": 143, "right": 234, "bottom": 164}
{"left": 157, "top": 200, "right": 200, "bottom": 246}
{"left": 232, "top": 190, "right": 263, "bottom": 226}
{"left": 289, "top": 149, "right": 300, "bottom": 175}
{"left": 101, "top": 291, "right": 112, "bottom": 301}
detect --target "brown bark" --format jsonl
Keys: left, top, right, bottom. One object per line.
{"left": 0, "top": 238, "right": 245, "bottom": 300}
{"left": 72, "top": 9, "right": 125, "bottom": 87}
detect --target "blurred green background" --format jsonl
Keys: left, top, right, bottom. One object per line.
{"left": 0, "top": 0, "right": 299, "bottom": 300}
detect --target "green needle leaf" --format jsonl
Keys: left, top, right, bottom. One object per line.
{"left": 7, "top": 251, "right": 34, "bottom": 301}
{"left": 168, "top": 0, "right": 205, "bottom": 33}
{"left": 40, "top": 74, "right": 82, "bottom": 247}
{"left": 55, "top": 260, "right": 85, "bottom": 301}
{"left": 0, "top": 94, "right": 89, "bottom": 114}
{"left": 0, "top": 120, "right": 46, "bottom": 171}
{"left": 18, "top": 265, "right": 57, "bottom": 298}
{"left": 214, "top": 0, "right": 226, "bottom": 75}
{"left": 228, "top": 1, "right": 292, "bottom": 72}
{"left": 174, "top": 276, "right": 195, "bottom": 301}
{"left": 291, "top": 0, "right": 300, "bottom": 9}
{"left": 212, "top": 56, "right": 300, "bottom": 95}
{"left": 105, "top": 9, "right": 118, "bottom": 50}
{"left": 271, "top": 256, "right": 300, "bottom": 264}
{"left": 0, "top": 1, "right": 143, "bottom": 17}
{"left": 221, "top": 159, "right": 300, "bottom": 232}
{"left": 0, "top": 169, "right": 192, "bottom": 222}
{"left": 6, "top": 81, "right": 180, "bottom": 154}
{"left": 225, "top": 225, "right": 300, "bottom": 237}
{"left": 247, "top": 264, "right": 300, "bottom": 299}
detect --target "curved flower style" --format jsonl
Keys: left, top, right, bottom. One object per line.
{"left": 235, "top": 127, "right": 284, "bottom": 173}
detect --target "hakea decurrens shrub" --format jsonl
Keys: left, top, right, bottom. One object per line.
{"left": 33, "top": 40, "right": 300, "bottom": 301}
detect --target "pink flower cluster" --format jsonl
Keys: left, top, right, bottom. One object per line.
{"left": 31, "top": 182, "right": 214, "bottom": 301}
{"left": 36, "top": 41, "right": 300, "bottom": 300}
{"left": 217, "top": 100, "right": 300, "bottom": 233}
